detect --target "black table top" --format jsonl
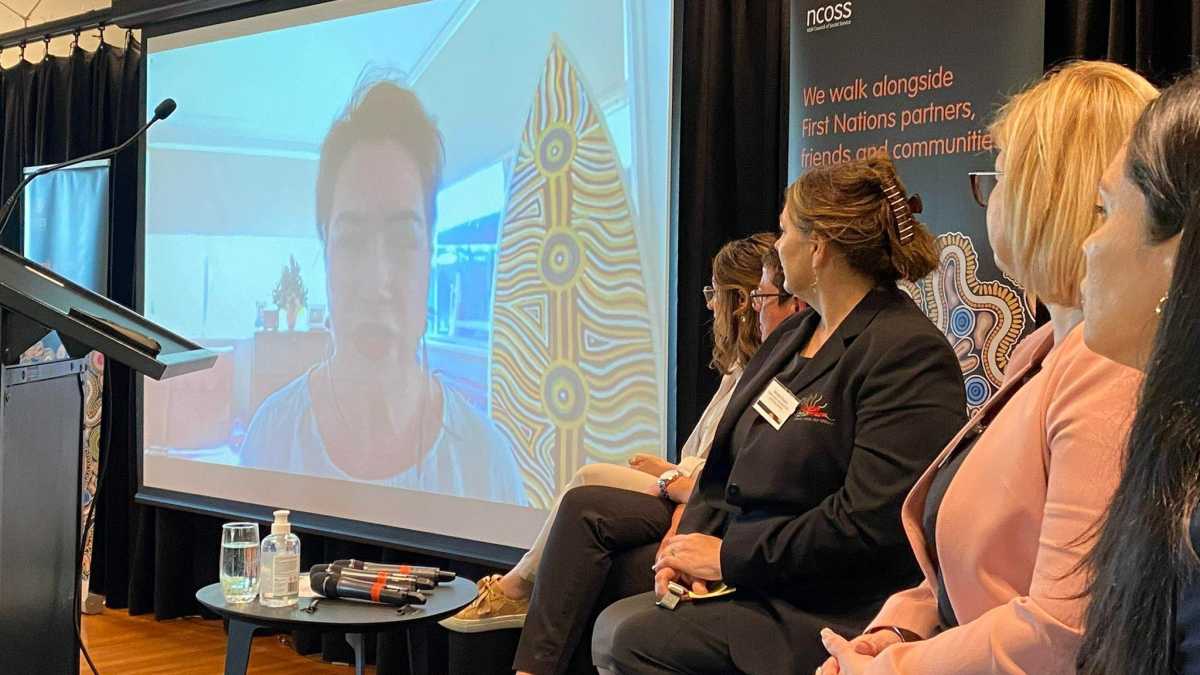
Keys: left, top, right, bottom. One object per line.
{"left": 195, "top": 575, "right": 476, "bottom": 631}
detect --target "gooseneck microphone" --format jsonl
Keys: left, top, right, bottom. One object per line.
{"left": 0, "top": 97, "right": 178, "bottom": 241}
{"left": 309, "top": 569, "right": 426, "bottom": 606}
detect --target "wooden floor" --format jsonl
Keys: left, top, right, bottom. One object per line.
{"left": 80, "top": 609, "right": 370, "bottom": 674}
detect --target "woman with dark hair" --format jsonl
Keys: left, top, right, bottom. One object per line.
{"left": 1076, "top": 70, "right": 1200, "bottom": 674}
{"left": 588, "top": 156, "right": 967, "bottom": 674}
{"left": 818, "top": 60, "right": 1154, "bottom": 675}
{"left": 239, "top": 80, "right": 524, "bottom": 503}
{"left": 756, "top": 245, "right": 806, "bottom": 342}
{"left": 441, "top": 233, "right": 798, "bottom": 633}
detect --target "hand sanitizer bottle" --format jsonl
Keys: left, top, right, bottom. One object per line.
{"left": 258, "top": 509, "right": 300, "bottom": 607}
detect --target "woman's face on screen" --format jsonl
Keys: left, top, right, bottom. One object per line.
{"left": 325, "top": 141, "right": 430, "bottom": 364}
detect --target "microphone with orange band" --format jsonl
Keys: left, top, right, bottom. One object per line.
{"left": 311, "top": 563, "right": 435, "bottom": 591}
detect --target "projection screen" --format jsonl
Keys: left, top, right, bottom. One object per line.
{"left": 139, "top": 0, "right": 675, "bottom": 553}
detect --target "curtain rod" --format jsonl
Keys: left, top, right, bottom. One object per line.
{"left": 0, "top": 9, "right": 118, "bottom": 52}
{"left": 0, "top": 0, "right": 268, "bottom": 51}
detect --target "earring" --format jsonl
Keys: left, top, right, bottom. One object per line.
{"left": 740, "top": 314, "right": 748, "bottom": 323}
{"left": 1156, "top": 292, "right": 1169, "bottom": 317}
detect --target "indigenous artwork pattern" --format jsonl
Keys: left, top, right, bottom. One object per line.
{"left": 490, "top": 40, "right": 660, "bottom": 508}
{"left": 899, "top": 232, "right": 1032, "bottom": 413}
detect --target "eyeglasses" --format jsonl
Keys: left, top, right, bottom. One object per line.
{"left": 968, "top": 171, "right": 1002, "bottom": 208}
{"left": 750, "top": 291, "right": 789, "bottom": 310}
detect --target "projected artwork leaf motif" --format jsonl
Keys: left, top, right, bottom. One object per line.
{"left": 490, "top": 40, "right": 660, "bottom": 509}
{"left": 898, "top": 233, "right": 1032, "bottom": 413}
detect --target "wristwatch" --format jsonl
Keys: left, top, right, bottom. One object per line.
{"left": 657, "top": 469, "right": 683, "bottom": 499}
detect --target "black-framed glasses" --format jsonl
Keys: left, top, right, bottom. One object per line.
{"left": 702, "top": 285, "right": 717, "bottom": 303}
{"left": 968, "top": 171, "right": 1002, "bottom": 208}
{"left": 750, "top": 291, "right": 789, "bottom": 310}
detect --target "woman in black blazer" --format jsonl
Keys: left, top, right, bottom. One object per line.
{"left": 589, "top": 157, "right": 967, "bottom": 674}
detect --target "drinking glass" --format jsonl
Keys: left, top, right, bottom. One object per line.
{"left": 220, "top": 522, "right": 260, "bottom": 603}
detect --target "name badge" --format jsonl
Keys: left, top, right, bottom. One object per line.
{"left": 753, "top": 378, "right": 800, "bottom": 431}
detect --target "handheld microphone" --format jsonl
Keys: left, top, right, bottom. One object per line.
{"left": 331, "top": 559, "right": 456, "bottom": 583}
{"left": 309, "top": 569, "right": 426, "bottom": 606}
{"left": 0, "top": 97, "right": 178, "bottom": 241}
{"left": 311, "top": 563, "right": 435, "bottom": 591}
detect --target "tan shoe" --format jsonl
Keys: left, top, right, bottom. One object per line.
{"left": 439, "top": 574, "right": 529, "bottom": 633}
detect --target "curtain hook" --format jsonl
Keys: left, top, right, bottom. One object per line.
{"left": 97, "top": 23, "right": 106, "bottom": 47}
{"left": 42, "top": 34, "right": 50, "bottom": 60}
{"left": 71, "top": 29, "right": 80, "bottom": 51}
{"left": 19, "top": 40, "right": 25, "bottom": 62}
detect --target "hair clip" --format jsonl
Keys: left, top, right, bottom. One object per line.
{"left": 881, "top": 179, "right": 917, "bottom": 244}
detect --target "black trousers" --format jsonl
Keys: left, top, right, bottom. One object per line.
{"left": 592, "top": 591, "right": 739, "bottom": 673}
{"left": 512, "top": 485, "right": 676, "bottom": 675}
{"left": 593, "top": 591, "right": 878, "bottom": 674}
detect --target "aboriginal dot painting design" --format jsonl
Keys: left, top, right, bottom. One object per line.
{"left": 899, "top": 232, "right": 1033, "bottom": 413}
{"left": 490, "top": 40, "right": 660, "bottom": 508}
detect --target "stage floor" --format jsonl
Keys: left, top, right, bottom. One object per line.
{"left": 80, "top": 608, "right": 367, "bottom": 673}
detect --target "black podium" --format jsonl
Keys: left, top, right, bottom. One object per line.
{"left": 0, "top": 246, "right": 214, "bottom": 674}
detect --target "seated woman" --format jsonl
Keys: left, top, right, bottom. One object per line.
{"left": 817, "top": 61, "right": 1156, "bottom": 675}
{"left": 587, "top": 156, "right": 968, "bottom": 675}
{"left": 441, "top": 232, "right": 801, "bottom": 633}
{"left": 1076, "top": 71, "right": 1200, "bottom": 674}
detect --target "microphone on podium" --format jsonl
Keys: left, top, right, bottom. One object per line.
{"left": 0, "top": 97, "right": 178, "bottom": 240}
{"left": 309, "top": 568, "right": 427, "bottom": 607}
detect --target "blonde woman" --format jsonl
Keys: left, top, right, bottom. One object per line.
{"left": 819, "top": 61, "right": 1156, "bottom": 675}
{"left": 441, "top": 233, "right": 801, "bottom": 633}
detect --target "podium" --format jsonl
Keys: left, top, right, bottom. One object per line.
{"left": 0, "top": 246, "right": 215, "bottom": 674}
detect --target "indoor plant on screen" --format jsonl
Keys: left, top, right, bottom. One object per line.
{"left": 272, "top": 255, "right": 308, "bottom": 331}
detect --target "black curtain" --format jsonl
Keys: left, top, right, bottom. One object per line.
{"left": 0, "top": 38, "right": 141, "bottom": 251}
{"left": 0, "top": 26, "right": 144, "bottom": 615}
{"left": 1046, "top": 0, "right": 1200, "bottom": 82}
{"left": 674, "top": 0, "right": 791, "bottom": 444}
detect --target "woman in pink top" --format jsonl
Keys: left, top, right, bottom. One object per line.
{"left": 819, "top": 61, "right": 1156, "bottom": 675}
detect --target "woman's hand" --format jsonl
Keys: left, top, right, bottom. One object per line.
{"left": 653, "top": 533, "right": 723, "bottom": 581}
{"left": 666, "top": 475, "right": 695, "bottom": 503}
{"left": 819, "top": 628, "right": 889, "bottom": 675}
{"left": 654, "top": 566, "right": 709, "bottom": 599}
{"left": 629, "top": 453, "right": 675, "bottom": 477}
{"left": 655, "top": 504, "right": 687, "bottom": 560}
{"left": 816, "top": 630, "right": 900, "bottom": 674}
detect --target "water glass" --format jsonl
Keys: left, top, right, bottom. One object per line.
{"left": 220, "top": 522, "right": 260, "bottom": 603}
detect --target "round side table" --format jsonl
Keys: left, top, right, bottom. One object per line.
{"left": 196, "top": 575, "right": 475, "bottom": 675}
